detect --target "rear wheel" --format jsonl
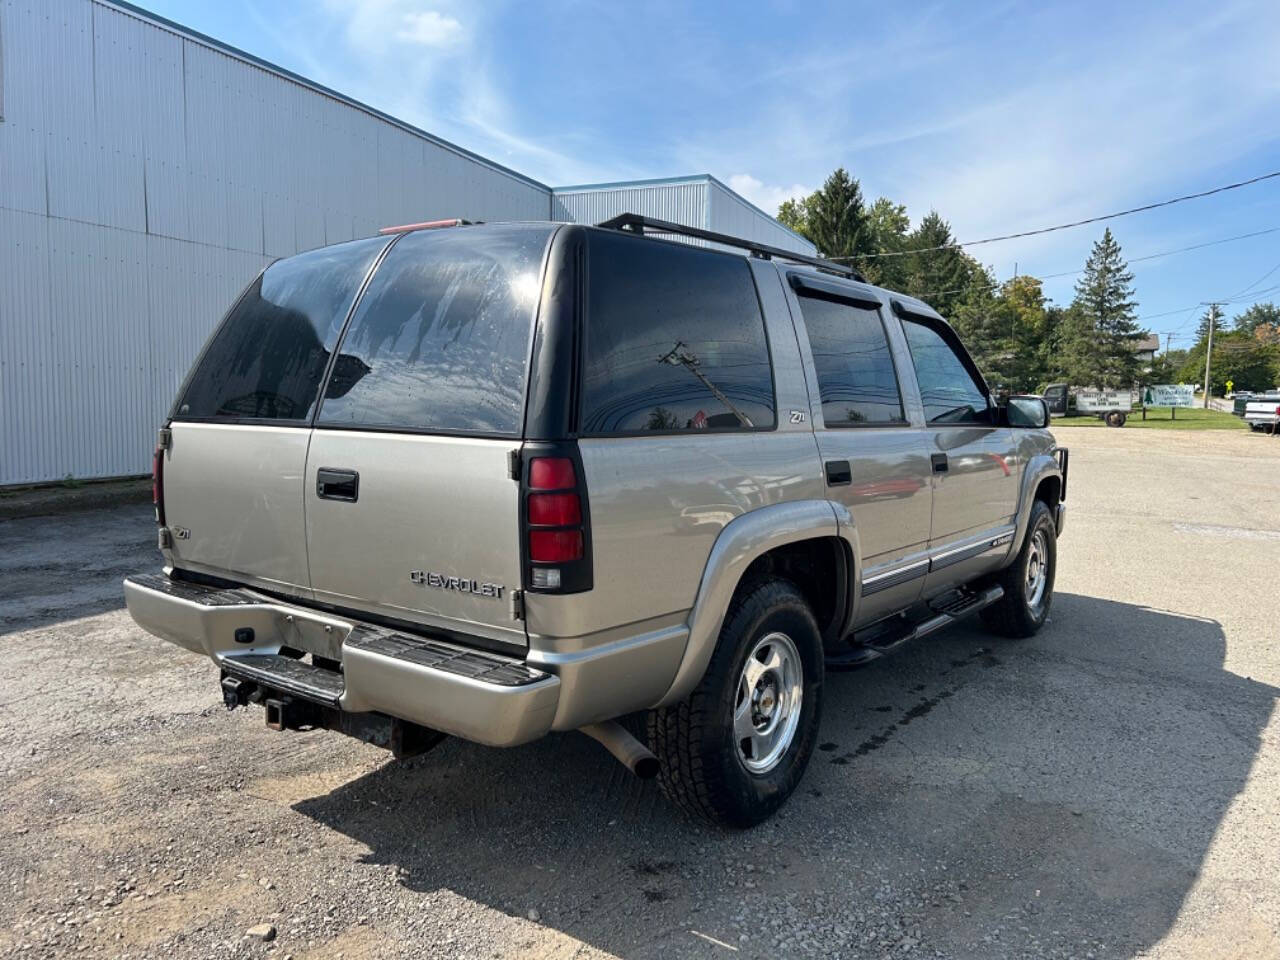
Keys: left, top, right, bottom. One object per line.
{"left": 648, "top": 579, "right": 822, "bottom": 828}
{"left": 1105, "top": 410, "right": 1127, "bottom": 427}
{"left": 981, "top": 500, "right": 1057, "bottom": 638}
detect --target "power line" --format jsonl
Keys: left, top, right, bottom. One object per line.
{"left": 1146, "top": 284, "right": 1280, "bottom": 327}
{"left": 1223, "top": 255, "right": 1280, "bottom": 300}
{"left": 918, "top": 224, "right": 1280, "bottom": 298}
{"left": 1034, "top": 226, "right": 1280, "bottom": 280}
{"left": 831, "top": 168, "right": 1280, "bottom": 261}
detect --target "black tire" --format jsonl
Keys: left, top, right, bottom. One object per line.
{"left": 981, "top": 500, "right": 1057, "bottom": 638}
{"left": 647, "top": 579, "right": 823, "bottom": 828}
{"left": 1105, "top": 411, "right": 1126, "bottom": 427}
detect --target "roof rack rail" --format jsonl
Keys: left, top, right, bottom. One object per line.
{"left": 596, "top": 213, "right": 865, "bottom": 282}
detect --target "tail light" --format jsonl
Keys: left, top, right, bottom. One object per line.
{"left": 152, "top": 444, "right": 166, "bottom": 526}
{"left": 522, "top": 450, "right": 592, "bottom": 592}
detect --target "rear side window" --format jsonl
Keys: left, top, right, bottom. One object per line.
{"left": 580, "top": 232, "right": 775, "bottom": 434}
{"left": 174, "top": 237, "right": 388, "bottom": 421}
{"left": 901, "top": 316, "right": 992, "bottom": 424}
{"left": 316, "top": 224, "right": 553, "bottom": 436}
{"left": 796, "top": 294, "right": 904, "bottom": 426}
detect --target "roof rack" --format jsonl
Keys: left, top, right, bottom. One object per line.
{"left": 596, "top": 213, "right": 865, "bottom": 281}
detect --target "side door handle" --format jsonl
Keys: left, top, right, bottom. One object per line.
{"left": 931, "top": 453, "right": 949, "bottom": 474}
{"left": 825, "top": 459, "right": 852, "bottom": 486}
{"left": 316, "top": 468, "right": 359, "bottom": 502}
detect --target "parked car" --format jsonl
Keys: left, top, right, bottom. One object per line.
{"left": 124, "top": 215, "right": 1068, "bottom": 826}
{"left": 1245, "top": 393, "right": 1280, "bottom": 432}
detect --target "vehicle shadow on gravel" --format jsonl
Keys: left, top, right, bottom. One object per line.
{"left": 294, "top": 593, "right": 1277, "bottom": 958}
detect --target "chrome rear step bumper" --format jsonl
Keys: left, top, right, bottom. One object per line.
{"left": 123, "top": 573, "right": 559, "bottom": 747}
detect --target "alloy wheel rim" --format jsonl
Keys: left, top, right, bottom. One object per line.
{"left": 734, "top": 632, "right": 803, "bottom": 775}
{"left": 1026, "top": 529, "right": 1049, "bottom": 612}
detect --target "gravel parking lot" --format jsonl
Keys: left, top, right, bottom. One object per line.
{"left": 2, "top": 427, "right": 1278, "bottom": 959}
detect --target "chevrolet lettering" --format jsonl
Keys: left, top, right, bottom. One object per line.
{"left": 409, "top": 570, "right": 505, "bottom": 598}
{"left": 124, "top": 214, "right": 1067, "bottom": 827}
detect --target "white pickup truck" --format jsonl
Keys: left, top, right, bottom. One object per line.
{"left": 1244, "top": 393, "right": 1280, "bottom": 432}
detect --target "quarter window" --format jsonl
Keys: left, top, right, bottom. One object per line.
{"left": 580, "top": 231, "right": 776, "bottom": 434}
{"left": 901, "top": 316, "right": 992, "bottom": 424}
{"left": 796, "top": 293, "right": 904, "bottom": 426}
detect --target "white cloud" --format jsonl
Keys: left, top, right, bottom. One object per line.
{"left": 396, "top": 10, "right": 464, "bottom": 48}
{"left": 726, "top": 174, "right": 811, "bottom": 215}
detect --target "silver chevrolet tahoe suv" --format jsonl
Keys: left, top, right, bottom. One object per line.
{"left": 125, "top": 214, "right": 1067, "bottom": 827}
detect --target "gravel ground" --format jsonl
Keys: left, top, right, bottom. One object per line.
{"left": 1, "top": 427, "right": 1278, "bottom": 959}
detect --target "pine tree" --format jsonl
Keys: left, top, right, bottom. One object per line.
{"left": 1062, "top": 229, "right": 1144, "bottom": 388}
{"left": 776, "top": 168, "right": 872, "bottom": 262}
{"left": 904, "top": 211, "right": 972, "bottom": 319}
{"left": 1194, "top": 308, "right": 1217, "bottom": 343}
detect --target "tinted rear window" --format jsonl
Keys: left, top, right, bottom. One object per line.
{"left": 174, "top": 237, "right": 388, "bottom": 421}
{"left": 796, "top": 294, "right": 905, "bottom": 426}
{"left": 580, "top": 232, "right": 775, "bottom": 434}
{"left": 316, "top": 224, "right": 552, "bottom": 436}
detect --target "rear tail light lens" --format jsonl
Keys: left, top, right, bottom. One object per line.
{"left": 529, "top": 457, "right": 575, "bottom": 490}
{"left": 528, "top": 492, "right": 581, "bottom": 526}
{"left": 529, "top": 530, "right": 583, "bottom": 563}
{"left": 523, "top": 453, "right": 590, "bottom": 591}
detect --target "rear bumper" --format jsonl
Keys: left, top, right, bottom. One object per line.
{"left": 123, "top": 574, "right": 559, "bottom": 747}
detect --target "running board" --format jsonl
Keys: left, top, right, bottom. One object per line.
{"left": 826, "top": 585, "right": 1004, "bottom": 670}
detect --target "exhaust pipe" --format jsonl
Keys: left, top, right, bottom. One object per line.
{"left": 580, "top": 721, "right": 659, "bottom": 779}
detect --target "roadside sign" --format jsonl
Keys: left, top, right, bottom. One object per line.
{"left": 1144, "top": 384, "right": 1195, "bottom": 407}
{"left": 1075, "top": 388, "right": 1135, "bottom": 412}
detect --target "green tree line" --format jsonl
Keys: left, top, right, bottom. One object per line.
{"left": 777, "top": 168, "right": 1280, "bottom": 392}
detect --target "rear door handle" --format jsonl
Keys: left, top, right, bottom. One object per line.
{"left": 931, "top": 453, "right": 949, "bottom": 474}
{"left": 825, "top": 459, "right": 852, "bottom": 486}
{"left": 316, "top": 468, "right": 359, "bottom": 502}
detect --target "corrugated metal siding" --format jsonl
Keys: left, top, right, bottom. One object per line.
{"left": 552, "top": 181, "right": 710, "bottom": 238}
{"left": 706, "top": 178, "right": 815, "bottom": 256}
{"left": 0, "top": 0, "right": 551, "bottom": 484}
{"left": 1, "top": 0, "right": 805, "bottom": 484}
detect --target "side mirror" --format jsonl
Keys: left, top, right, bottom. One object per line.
{"left": 1007, "top": 395, "right": 1049, "bottom": 429}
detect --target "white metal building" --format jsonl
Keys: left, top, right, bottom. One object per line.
{"left": 0, "top": 0, "right": 815, "bottom": 485}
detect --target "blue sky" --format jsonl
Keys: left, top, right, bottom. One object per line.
{"left": 145, "top": 0, "right": 1280, "bottom": 350}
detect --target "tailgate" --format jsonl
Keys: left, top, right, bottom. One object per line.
{"left": 305, "top": 432, "right": 525, "bottom": 647}
{"left": 162, "top": 422, "right": 312, "bottom": 596}
{"left": 300, "top": 223, "right": 557, "bottom": 649}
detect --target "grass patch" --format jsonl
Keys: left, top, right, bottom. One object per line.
{"left": 1053, "top": 407, "right": 1248, "bottom": 430}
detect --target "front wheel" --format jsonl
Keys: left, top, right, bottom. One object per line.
{"left": 981, "top": 500, "right": 1057, "bottom": 638}
{"left": 648, "top": 579, "right": 823, "bottom": 828}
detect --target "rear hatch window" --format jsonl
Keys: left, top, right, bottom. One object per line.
{"left": 174, "top": 236, "right": 389, "bottom": 422}
{"left": 315, "top": 223, "right": 554, "bottom": 436}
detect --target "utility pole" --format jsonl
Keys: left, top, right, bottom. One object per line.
{"left": 1201, "top": 302, "right": 1217, "bottom": 409}
{"left": 657, "top": 341, "right": 754, "bottom": 428}
{"left": 1164, "top": 332, "right": 1173, "bottom": 355}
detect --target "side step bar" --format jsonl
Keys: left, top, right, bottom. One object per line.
{"left": 826, "top": 585, "right": 1004, "bottom": 670}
